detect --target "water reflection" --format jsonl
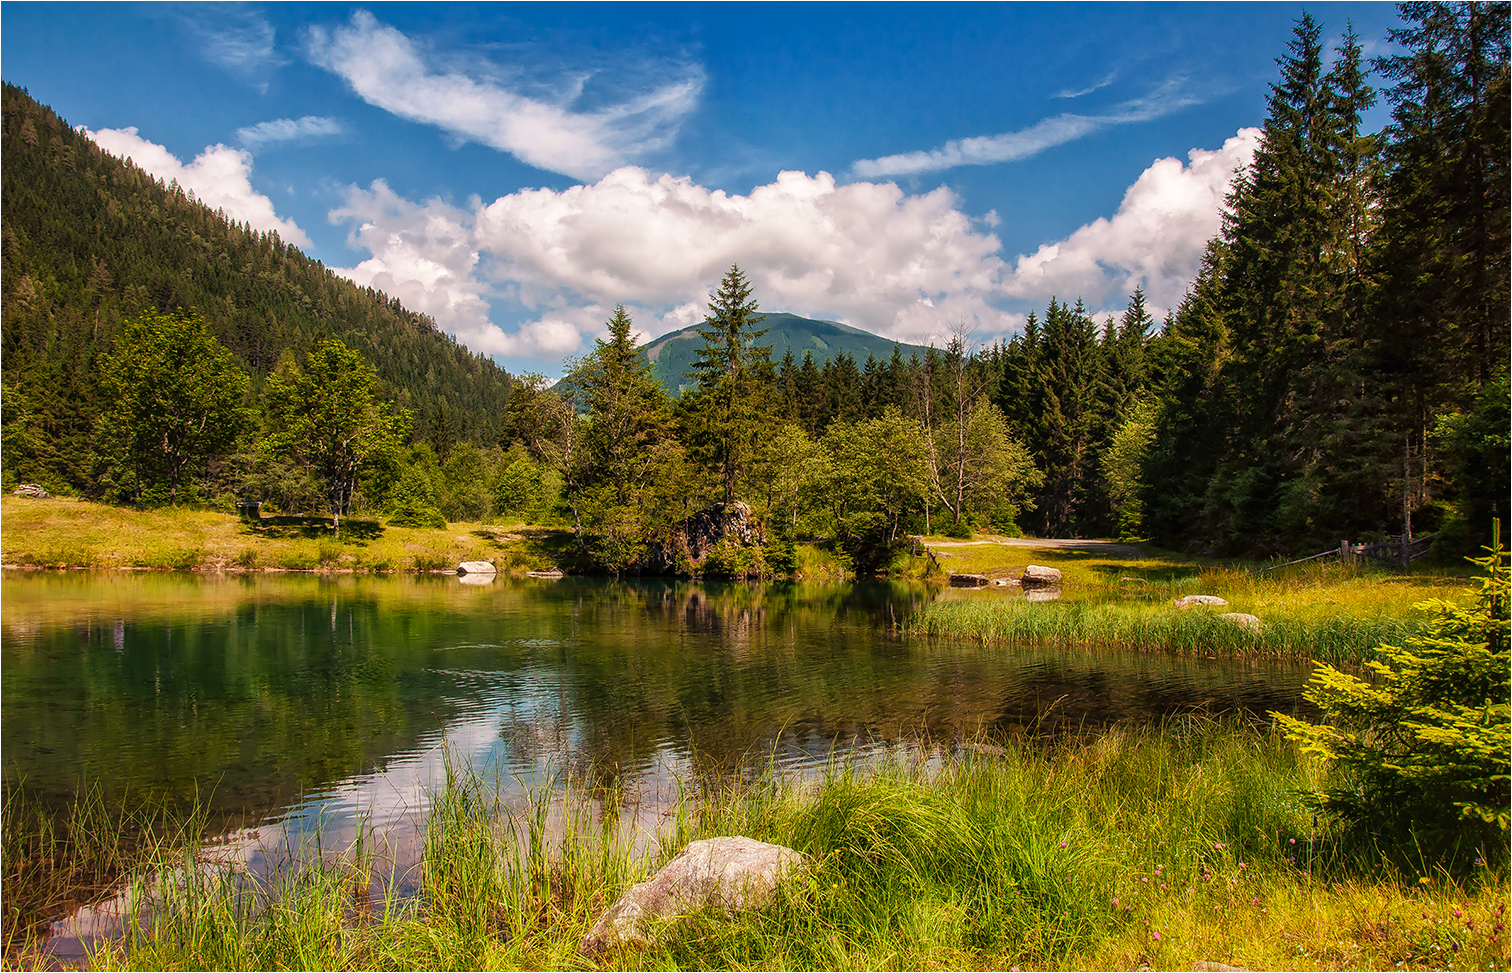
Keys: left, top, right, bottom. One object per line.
{"left": 3, "top": 571, "right": 1312, "bottom": 951}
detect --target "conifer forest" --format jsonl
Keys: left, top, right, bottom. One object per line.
{"left": 2, "top": 5, "right": 1507, "bottom": 573}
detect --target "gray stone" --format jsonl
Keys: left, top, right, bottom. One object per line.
{"left": 1020, "top": 564, "right": 1062, "bottom": 588}
{"left": 949, "top": 573, "right": 990, "bottom": 588}
{"left": 12, "top": 483, "right": 50, "bottom": 499}
{"left": 456, "top": 561, "right": 497, "bottom": 576}
{"left": 645, "top": 502, "right": 767, "bottom": 575}
{"left": 579, "top": 836, "right": 807, "bottom": 956}
{"left": 1174, "top": 594, "right": 1229, "bottom": 608}
{"left": 526, "top": 568, "right": 564, "bottom": 579}
{"left": 1219, "top": 612, "right": 1265, "bottom": 633}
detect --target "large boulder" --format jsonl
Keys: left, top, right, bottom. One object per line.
{"left": 949, "top": 573, "right": 990, "bottom": 588}
{"left": 12, "top": 483, "right": 50, "bottom": 499}
{"left": 1020, "top": 564, "right": 1062, "bottom": 588}
{"left": 456, "top": 561, "right": 497, "bottom": 576}
{"left": 1174, "top": 594, "right": 1229, "bottom": 609}
{"left": 645, "top": 502, "right": 767, "bottom": 575}
{"left": 579, "top": 836, "right": 807, "bottom": 956}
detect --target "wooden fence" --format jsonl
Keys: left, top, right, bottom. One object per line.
{"left": 1252, "top": 532, "right": 1434, "bottom": 575}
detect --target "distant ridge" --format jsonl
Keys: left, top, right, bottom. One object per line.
{"left": 642, "top": 312, "right": 929, "bottom": 394}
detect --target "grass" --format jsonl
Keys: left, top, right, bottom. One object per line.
{"left": 13, "top": 720, "right": 1507, "bottom": 971}
{"left": 0, "top": 497, "right": 577, "bottom": 575}
{"left": 912, "top": 536, "right": 1477, "bottom": 662}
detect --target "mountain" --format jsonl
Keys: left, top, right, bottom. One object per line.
{"left": 642, "top": 312, "right": 929, "bottom": 394}
{"left": 1, "top": 84, "right": 514, "bottom": 493}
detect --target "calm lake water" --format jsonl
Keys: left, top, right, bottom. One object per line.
{"left": 3, "top": 570, "right": 1311, "bottom": 947}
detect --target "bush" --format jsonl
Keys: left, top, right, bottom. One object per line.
{"left": 1277, "top": 525, "right": 1510, "bottom": 857}
{"left": 700, "top": 539, "right": 764, "bottom": 579}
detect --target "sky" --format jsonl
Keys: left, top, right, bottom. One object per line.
{"left": 2, "top": 3, "right": 1405, "bottom": 377}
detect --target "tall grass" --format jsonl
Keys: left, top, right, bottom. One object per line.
{"left": 911, "top": 596, "right": 1418, "bottom": 663}
{"left": 38, "top": 720, "right": 1510, "bottom": 971}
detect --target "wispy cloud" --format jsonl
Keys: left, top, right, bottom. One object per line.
{"left": 852, "top": 80, "right": 1200, "bottom": 178}
{"left": 1053, "top": 70, "right": 1118, "bottom": 100}
{"left": 236, "top": 115, "right": 345, "bottom": 149}
{"left": 306, "top": 10, "right": 703, "bottom": 181}
{"left": 176, "top": 7, "right": 280, "bottom": 73}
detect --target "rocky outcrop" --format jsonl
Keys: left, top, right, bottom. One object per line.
{"left": 1020, "top": 564, "right": 1062, "bottom": 588}
{"left": 644, "top": 501, "right": 766, "bottom": 575}
{"left": 12, "top": 483, "right": 50, "bottom": 499}
{"left": 1174, "top": 594, "right": 1229, "bottom": 608}
{"left": 579, "top": 836, "right": 807, "bottom": 956}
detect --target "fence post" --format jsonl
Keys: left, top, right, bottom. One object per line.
{"left": 1340, "top": 540, "right": 1350, "bottom": 566}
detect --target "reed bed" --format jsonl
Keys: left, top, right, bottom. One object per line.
{"left": 16, "top": 719, "right": 1506, "bottom": 971}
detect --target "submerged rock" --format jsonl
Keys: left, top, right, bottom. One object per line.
{"left": 1020, "top": 564, "right": 1062, "bottom": 588}
{"left": 1174, "top": 594, "right": 1229, "bottom": 608}
{"left": 949, "top": 573, "right": 990, "bottom": 588}
{"left": 579, "top": 836, "right": 807, "bottom": 956}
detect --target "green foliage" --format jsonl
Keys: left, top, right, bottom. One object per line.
{"left": 0, "top": 85, "right": 512, "bottom": 497}
{"left": 1101, "top": 398, "right": 1159, "bottom": 543}
{"left": 1277, "top": 530, "right": 1510, "bottom": 853}
{"left": 700, "top": 538, "right": 765, "bottom": 579}
{"left": 95, "top": 309, "right": 250, "bottom": 505}
{"left": 387, "top": 460, "right": 447, "bottom": 529}
{"left": 264, "top": 339, "right": 410, "bottom": 530}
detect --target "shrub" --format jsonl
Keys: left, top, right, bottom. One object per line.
{"left": 1276, "top": 525, "right": 1510, "bottom": 857}
{"left": 701, "top": 539, "right": 764, "bottom": 579}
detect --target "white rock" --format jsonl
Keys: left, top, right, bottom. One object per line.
{"left": 456, "top": 561, "right": 496, "bottom": 575}
{"left": 1219, "top": 612, "right": 1265, "bottom": 633}
{"left": 1020, "top": 564, "right": 1062, "bottom": 588}
{"left": 1174, "top": 594, "right": 1229, "bottom": 609}
{"left": 579, "top": 836, "right": 807, "bottom": 955}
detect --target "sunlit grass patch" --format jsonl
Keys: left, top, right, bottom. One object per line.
{"left": 33, "top": 721, "right": 1508, "bottom": 971}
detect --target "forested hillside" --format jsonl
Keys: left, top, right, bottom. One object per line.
{"left": 0, "top": 83, "right": 513, "bottom": 495}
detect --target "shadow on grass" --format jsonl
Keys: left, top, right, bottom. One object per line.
{"left": 242, "top": 516, "right": 384, "bottom": 544}
{"left": 470, "top": 524, "right": 591, "bottom": 572}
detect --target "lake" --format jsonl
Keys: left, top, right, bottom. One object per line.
{"left": 3, "top": 570, "right": 1311, "bottom": 949}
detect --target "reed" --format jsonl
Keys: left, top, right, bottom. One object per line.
{"left": 39, "top": 720, "right": 1509, "bottom": 971}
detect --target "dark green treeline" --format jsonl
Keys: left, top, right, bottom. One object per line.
{"left": 0, "top": 83, "right": 514, "bottom": 499}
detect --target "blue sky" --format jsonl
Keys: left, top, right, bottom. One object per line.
{"left": 2, "top": 3, "right": 1403, "bottom": 376}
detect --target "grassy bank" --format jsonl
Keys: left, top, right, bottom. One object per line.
{"left": 912, "top": 537, "right": 1476, "bottom": 662}
{"left": 0, "top": 496, "right": 578, "bottom": 574}
{"left": 13, "top": 721, "right": 1507, "bottom": 971}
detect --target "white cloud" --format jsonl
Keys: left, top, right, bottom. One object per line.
{"left": 1053, "top": 72, "right": 1117, "bottom": 100}
{"left": 307, "top": 10, "right": 702, "bottom": 180}
{"left": 327, "top": 131, "right": 1257, "bottom": 366}
{"left": 1003, "top": 127, "right": 1261, "bottom": 311}
{"left": 237, "top": 115, "right": 345, "bottom": 148}
{"left": 328, "top": 181, "right": 514, "bottom": 355}
{"left": 852, "top": 80, "right": 1200, "bottom": 178}
{"left": 473, "top": 167, "right": 1016, "bottom": 348}
{"left": 175, "top": 8, "right": 280, "bottom": 73}
{"left": 83, "top": 126, "right": 311, "bottom": 247}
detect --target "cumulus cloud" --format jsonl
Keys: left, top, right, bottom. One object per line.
{"left": 327, "top": 131, "right": 1257, "bottom": 365}
{"left": 237, "top": 115, "right": 345, "bottom": 149}
{"left": 852, "top": 80, "right": 1200, "bottom": 178}
{"left": 1003, "top": 127, "right": 1260, "bottom": 312}
{"left": 473, "top": 167, "right": 1016, "bottom": 348}
{"left": 325, "top": 167, "right": 1016, "bottom": 360}
{"left": 83, "top": 126, "right": 311, "bottom": 247}
{"left": 328, "top": 181, "right": 514, "bottom": 354}
{"left": 307, "top": 10, "right": 702, "bottom": 180}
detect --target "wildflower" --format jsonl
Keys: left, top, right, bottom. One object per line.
{"left": 1059, "top": 840, "right": 1067, "bottom": 849}
{"left": 1289, "top": 837, "right": 1296, "bottom": 845}
{"left": 1153, "top": 930, "right": 1162, "bottom": 942}
{"left": 1475, "top": 857, "right": 1485, "bottom": 866}
{"left": 1112, "top": 898, "right": 1120, "bottom": 908}
{"left": 1142, "top": 876, "right": 1149, "bottom": 883}
{"left": 1238, "top": 862, "right": 1247, "bottom": 869}
{"left": 1160, "top": 883, "right": 1167, "bottom": 890}
{"left": 1419, "top": 877, "right": 1432, "bottom": 885}
{"left": 1454, "top": 909, "right": 1463, "bottom": 918}
{"left": 1214, "top": 842, "right": 1225, "bottom": 850}
{"left": 1252, "top": 897, "right": 1260, "bottom": 906}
